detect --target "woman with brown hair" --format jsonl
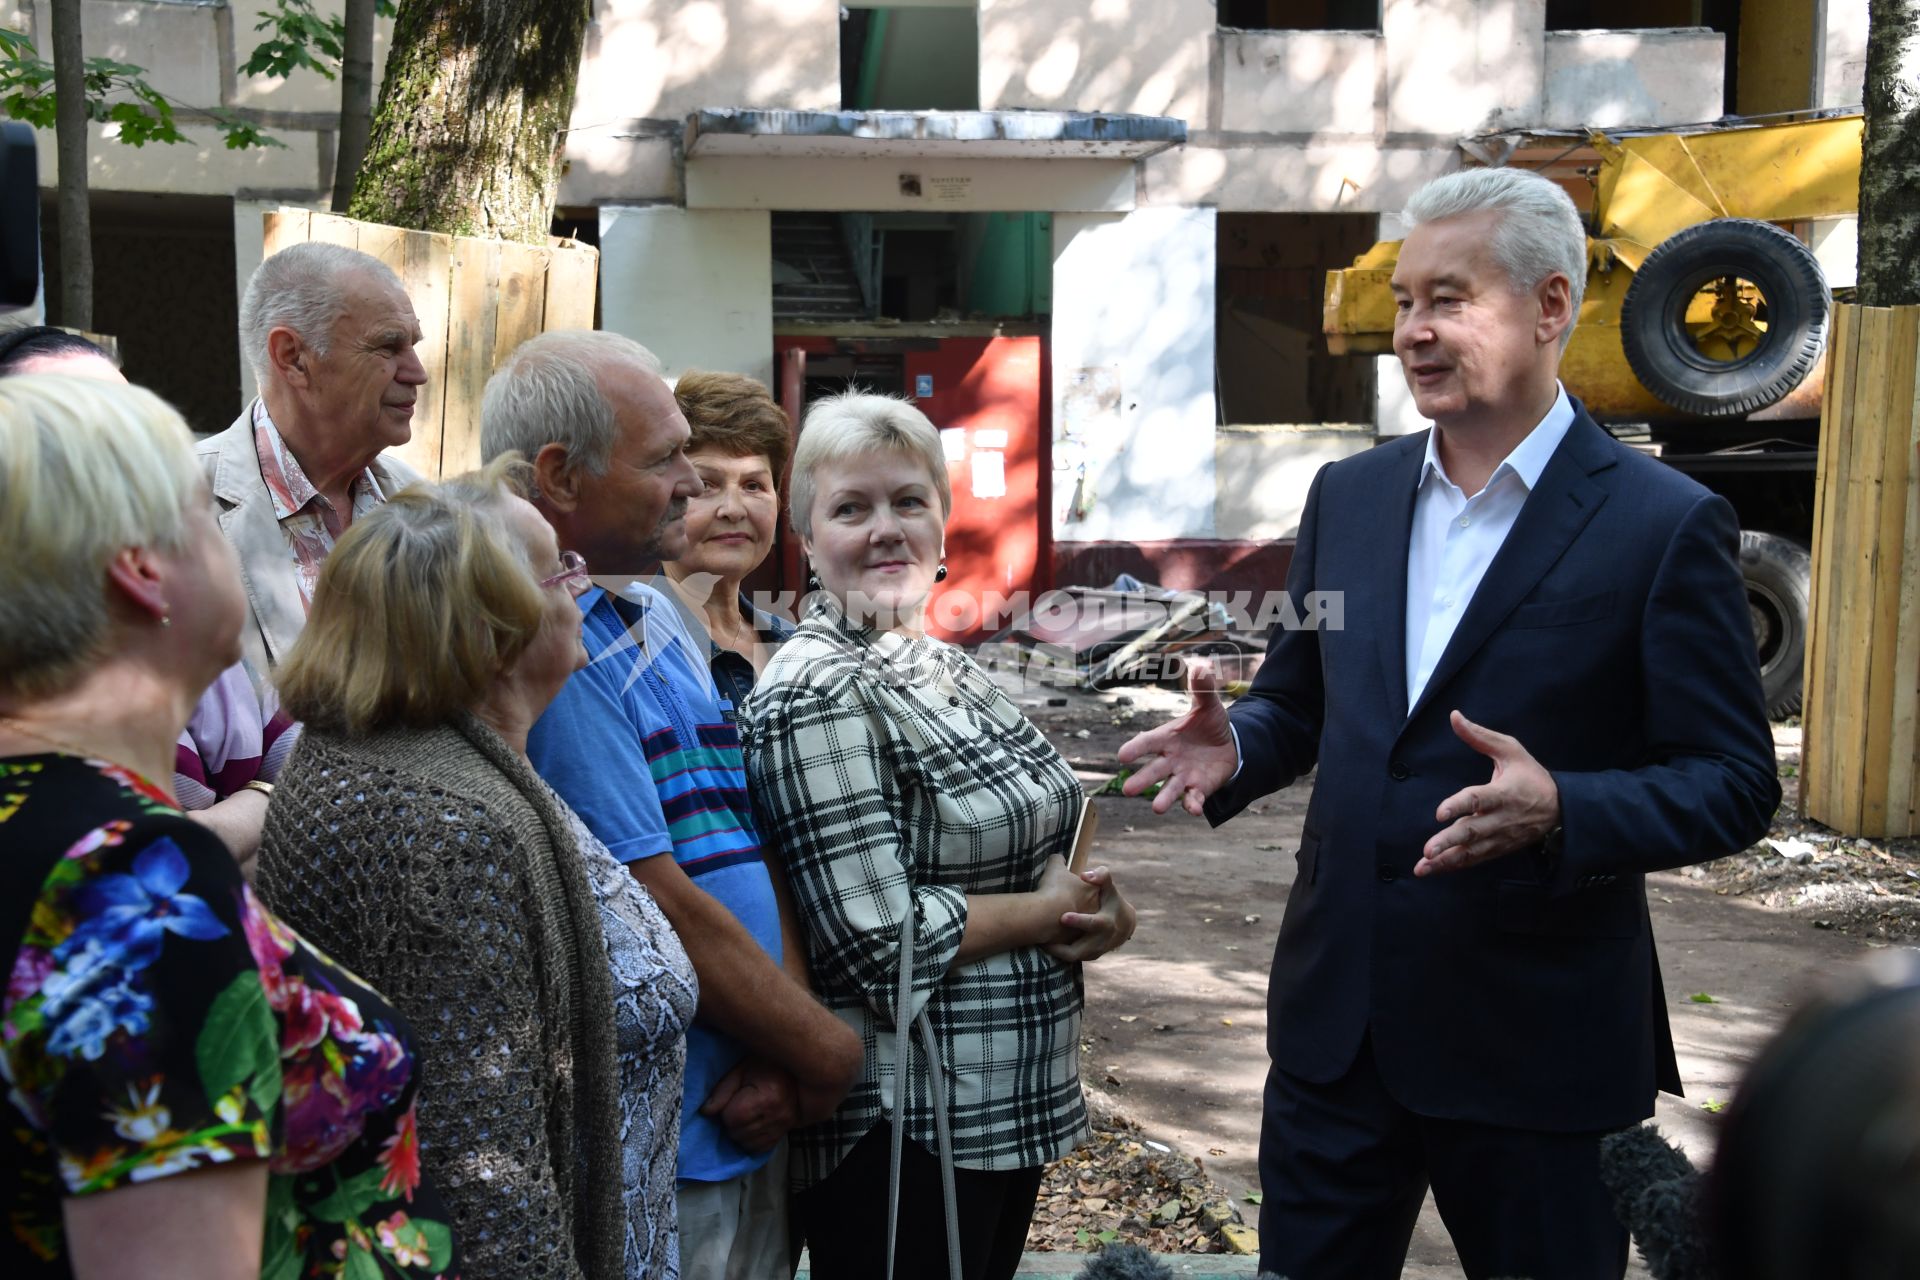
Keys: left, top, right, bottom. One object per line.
{"left": 660, "top": 370, "right": 796, "bottom": 712}
{"left": 257, "top": 460, "right": 696, "bottom": 1280}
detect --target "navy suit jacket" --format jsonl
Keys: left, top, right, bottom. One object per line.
{"left": 1206, "top": 403, "right": 1780, "bottom": 1133}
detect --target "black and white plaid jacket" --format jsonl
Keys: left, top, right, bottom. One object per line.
{"left": 742, "top": 595, "right": 1090, "bottom": 1182}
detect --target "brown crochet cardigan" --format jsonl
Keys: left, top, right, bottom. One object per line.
{"left": 256, "top": 712, "right": 624, "bottom": 1280}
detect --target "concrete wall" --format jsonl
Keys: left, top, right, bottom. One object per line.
{"left": 1382, "top": 0, "right": 1544, "bottom": 135}
{"left": 1542, "top": 28, "right": 1725, "bottom": 128}
{"left": 1214, "top": 425, "right": 1374, "bottom": 541}
{"left": 572, "top": 0, "right": 840, "bottom": 126}
{"left": 25, "top": 0, "right": 391, "bottom": 198}
{"left": 1819, "top": 0, "right": 1867, "bottom": 109}
{"left": 1218, "top": 29, "right": 1379, "bottom": 136}
{"left": 979, "top": 0, "right": 1212, "bottom": 122}
{"left": 685, "top": 156, "right": 1137, "bottom": 213}
{"left": 1051, "top": 208, "right": 1216, "bottom": 543}
{"left": 598, "top": 206, "right": 775, "bottom": 390}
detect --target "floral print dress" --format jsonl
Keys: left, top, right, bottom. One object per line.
{"left": 0, "top": 753, "right": 463, "bottom": 1279}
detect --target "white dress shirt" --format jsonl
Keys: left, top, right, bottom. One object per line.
{"left": 1404, "top": 385, "right": 1575, "bottom": 709}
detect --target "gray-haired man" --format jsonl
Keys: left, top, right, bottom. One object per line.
{"left": 482, "top": 330, "right": 860, "bottom": 1280}
{"left": 198, "top": 241, "right": 428, "bottom": 680}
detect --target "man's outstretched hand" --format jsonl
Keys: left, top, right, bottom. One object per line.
{"left": 1416, "top": 711, "right": 1560, "bottom": 876}
{"left": 1116, "top": 659, "right": 1239, "bottom": 816}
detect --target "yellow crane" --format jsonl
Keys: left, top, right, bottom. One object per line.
{"left": 1325, "top": 111, "right": 1863, "bottom": 421}
{"left": 1322, "top": 110, "right": 1865, "bottom": 719}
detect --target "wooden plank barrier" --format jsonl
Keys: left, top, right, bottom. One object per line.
{"left": 1802, "top": 304, "right": 1920, "bottom": 837}
{"left": 260, "top": 209, "right": 599, "bottom": 479}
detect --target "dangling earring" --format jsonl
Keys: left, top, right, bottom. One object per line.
{"left": 934, "top": 562, "right": 948, "bottom": 583}
{"left": 805, "top": 564, "right": 821, "bottom": 593}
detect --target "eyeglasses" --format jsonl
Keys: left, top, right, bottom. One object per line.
{"left": 540, "top": 550, "right": 591, "bottom": 595}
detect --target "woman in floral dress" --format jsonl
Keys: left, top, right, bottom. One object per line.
{"left": 0, "top": 375, "right": 462, "bottom": 1279}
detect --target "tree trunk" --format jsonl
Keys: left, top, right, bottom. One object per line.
{"left": 1860, "top": 0, "right": 1920, "bottom": 307}
{"left": 330, "top": 0, "right": 378, "bottom": 213}
{"left": 50, "top": 0, "right": 91, "bottom": 330}
{"left": 347, "top": 0, "right": 589, "bottom": 242}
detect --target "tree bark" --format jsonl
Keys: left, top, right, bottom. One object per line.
{"left": 1860, "top": 0, "right": 1920, "bottom": 307}
{"left": 330, "top": 0, "right": 378, "bottom": 213}
{"left": 50, "top": 0, "right": 91, "bottom": 329}
{"left": 347, "top": 0, "right": 589, "bottom": 242}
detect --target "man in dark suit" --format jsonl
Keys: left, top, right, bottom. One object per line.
{"left": 1119, "top": 168, "right": 1780, "bottom": 1279}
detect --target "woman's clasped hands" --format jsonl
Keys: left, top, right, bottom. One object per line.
{"left": 1036, "top": 857, "right": 1137, "bottom": 964}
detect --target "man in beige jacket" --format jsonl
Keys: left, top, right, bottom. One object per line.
{"left": 198, "top": 241, "right": 428, "bottom": 679}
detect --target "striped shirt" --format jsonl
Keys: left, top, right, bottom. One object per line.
{"left": 742, "top": 593, "right": 1090, "bottom": 1181}
{"left": 251, "top": 401, "right": 392, "bottom": 611}
{"left": 528, "top": 580, "right": 781, "bottom": 1185}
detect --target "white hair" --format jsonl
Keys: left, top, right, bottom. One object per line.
{"left": 789, "top": 391, "right": 951, "bottom": 541}
{"left": 1403, "top": 167, "right": 1588, "bottom": 347}
{"left": 480, "top": 329, "right": 664, "bottom": 475}
{"left": 239, "top": 241, "right": 406, "bottom": 385}
{"left": 0, "top": 376, "right": 201, "bottom": 698}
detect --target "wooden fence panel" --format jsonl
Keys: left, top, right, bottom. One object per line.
{"left": 442, "top": 238, "right": 502, "bottom": 477}
{"left": 1804, "top": 303, "right": 1920, "bottom": 837}
{"left": 256, "top": 209, "right": 600, "bottom": 479}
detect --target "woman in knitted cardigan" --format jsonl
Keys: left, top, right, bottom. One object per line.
{"left": 257, "top": 459, "right": 696, "bottom": 1280}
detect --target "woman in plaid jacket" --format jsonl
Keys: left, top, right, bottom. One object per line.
{"left": 743, "top": 392, "right": 1135, "bottom": 1280}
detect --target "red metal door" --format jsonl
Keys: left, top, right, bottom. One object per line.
{"left": 903, "top": 336, "right": 1049, "bottom": 645}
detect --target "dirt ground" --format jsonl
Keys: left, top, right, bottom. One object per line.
{"left": 1013, "top": 682, "right": 1915, "bottom": 1274}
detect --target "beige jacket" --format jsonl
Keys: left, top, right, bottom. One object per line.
{"left": 197, "top": 404, "right": 425, "bottom": 678}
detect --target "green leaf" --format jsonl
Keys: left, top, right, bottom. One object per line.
{"left": 343, "top": 1242, "right": 384, "bottom": 1280}
{"left": 0, "top": 29, "right": 35, "bottom": 58}
{"left": 1689, "top": 992, "right": 1717, "bottom": 1004}
{"left": 1096, "top": 1229, "right": 1118, "bottom": 1244}
{"left": 1073, "top": 1227, "right": 1091, "bottom": 1248}
{"left": 197, "top": 972, "right": 282, "bottom": 1124}
{"left": 1701, "top": 1097, "right": 1728, "bottom": 1113}
{"left": 1242, "top": 1191, "right": 1263, "bottom": 1205}
{"left": 308, "top": 1166, "right": 388, "bottom": 1224}
{"left": 418, "top": 1218, "right": 455, "bottom": 1272}
{"left": 259, "top": 1177, "right": 302, "bottom": 1280}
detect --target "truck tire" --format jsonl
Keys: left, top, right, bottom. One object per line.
{"left": 1620, "top": 219, "right": 1829, "bottom": 418}
{"left": 1740, "top": 530, "right": 1810, "bottom": 720}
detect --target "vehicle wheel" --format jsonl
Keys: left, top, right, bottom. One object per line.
{"left": 1620, "top": 219, "right": 1829, "bottom": 418}
{"left": 1740, "top": 530, "right": 1810, "bottom": 720}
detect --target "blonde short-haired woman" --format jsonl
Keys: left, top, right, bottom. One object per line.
{"left": 258, "top": 460, "right": 697, "bottom": 1280}
{"left": 0, "top": 376, "right": 464, "bottom": 1279}
{"left": 744, "top": 392, "right": 1135, "bottom": 1280}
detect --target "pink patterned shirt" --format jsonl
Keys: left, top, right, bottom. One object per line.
{"left": 251, "top": 401, "right": 394, "bottom": 611}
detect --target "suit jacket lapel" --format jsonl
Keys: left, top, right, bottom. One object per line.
{"left": 1404, "top": 413, "right": 1615, "bottom": 726}
{"left": 1374, "top": 436, "right": 1426, "bottom": 725}
{"left": 208, "top": 412, "right": 308, "bottom": 669}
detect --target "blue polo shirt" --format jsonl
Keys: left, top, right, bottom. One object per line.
{"left": 527, "top": 579, "right": 783, "bottom": 1185}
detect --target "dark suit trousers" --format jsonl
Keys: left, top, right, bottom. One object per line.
{"left": 1259, "top": 1035, "right": 1631, "bottom": 1280}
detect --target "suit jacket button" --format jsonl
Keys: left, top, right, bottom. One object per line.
{"left": 1377, "top": 866, "right": 1397, "bottom": 882}
{"left": 1389, "top": 761, "right": 1411, "bottom": 780}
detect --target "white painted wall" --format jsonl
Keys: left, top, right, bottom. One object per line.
{"left": 1811, "top": 217, "right": 1858, "bottom": 290}
{"left": 1215, "top": 426, "right": 1375, "bottom": 540}
{"left": 1542, "top": 29, "right": 1725, "bottom": 128}
{"left": 573, "top": 0, "right": 840, "bottom": 126}
{"left": 686, "top": 156, "right": 1137, "bottom": 213}
{"left": 1818, "top": 0, "right": 1867, "bottom": 109}
{"left": 1051, "top": 208, "right": 1216, "bottom": 543}
{"left": 598, "top": 206, "right": 775, "bottom": 390}
{"left": 979, "top": 0, "right": 1212, "bottom": 123}
{"left": 1218, "top": 30, "right": 1379, "bottom": 136}
{"left": 1382, "top": 0, "right": 1544, "bottom": 136}
{"left": 1140, "top": 140, "right": 1456, "bottom": 213}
